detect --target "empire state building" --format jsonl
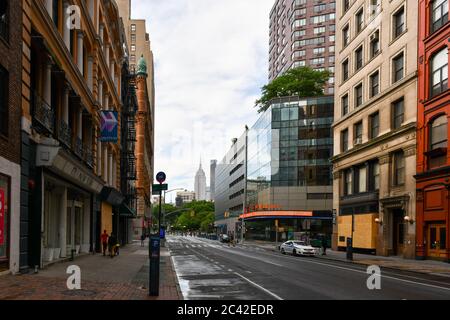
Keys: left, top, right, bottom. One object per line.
{"left": 194, "top": 161, "right": 207, "bottom": 201}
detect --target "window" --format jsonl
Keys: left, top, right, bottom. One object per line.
{"left": 131, "top": 34, "right": 136, "bottom": 43}
{"left": 342, "top": 94, "right": 349, "bottom": 116}
{"left": 370, "top": 112, "right": 379, "bottom": 139}
{"left": 428, "top": 115, "right": 447, "bottom": 177}
{"left": 357, "top": 166, "right": 367, "bottom": 193}
{"left": 344, "top": 169, "right": 352, "bottom": 196}
{"left": 131, "top": 24, "right": 136, "bottom": 32}
{"left": 431, "top": 0, "right": 448, "bottom": 33}
{"left": 341, "top": 129, "right": 349, "bottom": 152}
{"left": 430, "top": 48, "right": 448, "bottom": 97}
{"left": 370, "top": 71, "right": 380, "bottom": 97}
{"left": 355, "top": 83, "right": 363, "bottom": 107}
{"left": 343, "top": 0, "right": 350, "bottom": 13}
{"left": 355, "top": 46, "right": 363, "bottom": 71}
{"left": 392, "top": 98, "right": 404, "bottom": 129}
{"left": 370, "top": 0, "right": 381, "bottom": 17}
{"left": 370, "top": 30, "right": 380, "bottom": 58}
{"left": 313, "top": 47, "right": 325, "bottom": 55}
{"left": 354, "top": 122, "right": 363, "bottom": 145}
{"left": 314, "top": 27, "right": 326, "bottom": 34}
{"left": 356, "top": 9, "right": 364, "bottom": 33}
{"left": 0, "top": 65, "right": 8, "bottom": 136}
{"left": 342, "top": 59, "right": 349, "bottom": 81}
{"left": 131, "top": 45, "right": 136, "bottom": 52}
{"left": 0, "top": 0, "right": 8, "bottom": 41}
{"left": 343, "top": 25, "right": 350, "bottom": 47}
{"left": 393, "top": 53, "right": 404, "bottom": 83}
{"left": 370, "top": 161, "right": 380, "bottom": 191}
{"left": 393, "top": 151, "right": 405, "bottom": 186}
{"left": 393, "top": 7, "right": 405, "bottom": 39}
{"left": 430, "top": 115, "right": 448, "bottom": 150}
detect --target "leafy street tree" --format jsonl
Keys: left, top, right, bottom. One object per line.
{"left": 255, "top": 66, "right": 331, "bottom": 113}
{"left": 171, "top": 201, "right": 215, "bottom": 233}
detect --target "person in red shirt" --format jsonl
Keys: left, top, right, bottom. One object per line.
{"left": 101, "top": 230, "right": 109, "bottom": 256}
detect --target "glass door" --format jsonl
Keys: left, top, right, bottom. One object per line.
{"left": 428, "top": 224, "right": 447, "bottom": 258}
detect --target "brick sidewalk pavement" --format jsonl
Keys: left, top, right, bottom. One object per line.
{"left": 0, "top": 242, "right": 181, "bottom": 300}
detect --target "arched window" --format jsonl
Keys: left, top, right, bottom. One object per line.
{"left": 430, "top": 48, "right": 449, "bottom": 97}
{"left": 428, "top": 115, "right": 448, "bottom": 168}
{"left": 430, "top": 115, "right": 448, "bottom": 150}
{"left": 431, "top": 0, "right": 449, "bottom": 33}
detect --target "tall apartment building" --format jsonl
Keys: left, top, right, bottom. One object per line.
{"left": 210, "top": 160, "right": 217, "bottom": 201}
{"left": 20, "top": 0, "right": 130, "bottom": 271}
{"left": 332, "top": 0, "right": 418, "bottom": 259}
{"left": 416, "top": 0, "right": 450, "bottom": 262}
{"left": 0, "top": 0, "right": 22, "bottom": 274}
{"left": 116, "top": 0, "right": 155, "bottom": 238}
{"left": 269, "top": 0, "right": 336, "bottom": 94}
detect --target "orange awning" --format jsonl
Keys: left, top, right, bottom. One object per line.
{"left": 239, "top": 211, "right": 313, "bottom": 220}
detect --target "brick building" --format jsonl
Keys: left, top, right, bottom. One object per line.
{"left": 416, "top": 0, "right": 450, "bottom": 262}
{"left": 269, "top": 0, "right": 336, "bottom": 94}
{"left": 0, "top": 0, "right": 22, "bottom": 274}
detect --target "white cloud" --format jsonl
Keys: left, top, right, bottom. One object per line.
{"left": 131, "top": 0, "right": 273, "bottom": 192}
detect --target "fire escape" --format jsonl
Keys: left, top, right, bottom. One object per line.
{"left": 121, "top": 73, "right": 138, "bottom": 213}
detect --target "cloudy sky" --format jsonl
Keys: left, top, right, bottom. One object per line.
{"left": 132, "top": 0, "right": 274, "bottom": 198}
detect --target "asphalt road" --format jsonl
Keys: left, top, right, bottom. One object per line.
{"left": 167, "top": 235, "right": 450, "bottom": 300}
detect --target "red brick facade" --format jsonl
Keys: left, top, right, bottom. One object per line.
{"left": 416, "top": 0, "right": 450, "bottom": 261}
{"left": 0, "top": 0, "right": 22, "bottom": 165}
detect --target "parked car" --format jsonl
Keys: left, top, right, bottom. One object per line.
{"left": 279, "top": 241, "right": 317, "bottom": 257}
{"left": 220, "top": 234, "right": 230, "bottom": 243}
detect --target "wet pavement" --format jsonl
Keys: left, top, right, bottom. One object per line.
{"left": 167, "top": 235, "right": 450, "bottom": 300}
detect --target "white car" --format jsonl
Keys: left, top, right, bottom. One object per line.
{"left": 279, "top": 241, "right": 317, "bottom": 257}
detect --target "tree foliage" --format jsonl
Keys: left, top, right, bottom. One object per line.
{"left": 171, "top": 201, "right": 215, "bottom": 232}
{"left": 255, "top": 67, "right": 331, "bottom": 113}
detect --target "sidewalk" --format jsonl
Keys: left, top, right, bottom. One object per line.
{"left": 239, "top": 240, "right": 450, "bottom": 277}
{"left": 0, "top": 241, "right": 182, "bottom": 300}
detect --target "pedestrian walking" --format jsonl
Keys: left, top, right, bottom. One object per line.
{"left": 140, "top": 233, "right": 145, "bottom": 247}
{"left": 108, "top": 233, "right": 117, "bottom": 258}
{"left": 321, "top": 235, "right": 327, "bottom": 256}
{"left": 101, "top": 230, "right": 109, "bottom": 256}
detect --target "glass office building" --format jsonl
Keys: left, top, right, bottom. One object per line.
{"left": 243, "top": 96, "right": 334, "bottom": 243}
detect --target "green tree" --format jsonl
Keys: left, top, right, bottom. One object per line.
{"left": 172, "top": 200, "right": 215, "bottom": 232}
{"left": 255, "top": 66, "right": 331, "bottom": 113}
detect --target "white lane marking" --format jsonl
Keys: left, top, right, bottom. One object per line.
{"left": 272, "top": 255, "right": 450, "bottom": 292}
{"left": 211, "top": 246, "right": 283, "bottom": 267}
{"left": 234, "top": 272, "right": 283, "bottom": 300}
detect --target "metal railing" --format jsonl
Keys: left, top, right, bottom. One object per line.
{"left": 84, "top": 146, "right": 94, "bottom": 168}
{"left": 33, "top": 92, "right": 54, "bottom": 133}
{"left": 74, "top": 137, "right": 83, "bottom": 159}
{"left": 58, "top": 121, "right": 72, "bottom": 147}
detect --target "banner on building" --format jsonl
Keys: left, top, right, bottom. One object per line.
{"left": 100, "top": 111, "right": 118, "bottom": 143}
{"left": 0, "top": 189, "right": 4, "bottom": 246}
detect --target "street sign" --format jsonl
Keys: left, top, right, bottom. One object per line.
{"left": 152, "top": 184, "right": 168, "bottom": 193}
{"left": 99, "top": 111, "right": 118, "bottom": 142}
{"left": 156, "top": 172, "right": 166, "bottom": 184}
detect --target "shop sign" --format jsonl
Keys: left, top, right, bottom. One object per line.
{"left": 0, "top": 189, "right": 4, "bottom": 245}
{"left": 100, "top": 111, "right": 118, "bottom": 143}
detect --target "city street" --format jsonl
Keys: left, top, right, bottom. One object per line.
{"left": 168, "top": 235, "right": 450, "bottom": 300}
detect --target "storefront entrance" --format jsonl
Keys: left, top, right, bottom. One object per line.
{"left": 427, "top": 223, "right": 447, "bottom": 259}
{"left": 392, "top": 209, "right": 406, "bottom": 256}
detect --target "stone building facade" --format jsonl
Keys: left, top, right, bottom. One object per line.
{"left": 332, "top": 0, "right": 418, "bottom": 258}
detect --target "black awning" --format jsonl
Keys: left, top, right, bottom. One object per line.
{"left": 119, "top": 202, "right": 137, "bottom": 218}
{"left": 100, "top": 187, "right": 125, "bottom": 206}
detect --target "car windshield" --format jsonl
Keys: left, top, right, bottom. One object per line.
{"left": 293, "top": 241, "right": 307, "bottom": 246}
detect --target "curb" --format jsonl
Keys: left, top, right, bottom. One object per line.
{"left": 241, "top": 244, "right": 450, "bottom": 278}
{"left": 167, "top": 249, "right": 184, "bottom": 300}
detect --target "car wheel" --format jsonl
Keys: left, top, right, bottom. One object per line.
{"left": 293, "top": 249, "right": 297, "bottom": 256}
{"left": 281, "top": 248, "right": 286, "bottom": 255}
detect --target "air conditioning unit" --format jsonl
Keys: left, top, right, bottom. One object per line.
{"left": 354, "top": 137, "right": 363, "bottom": 145}
{"left": 370, "top": 32, "right": 379, "bottom": 42}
